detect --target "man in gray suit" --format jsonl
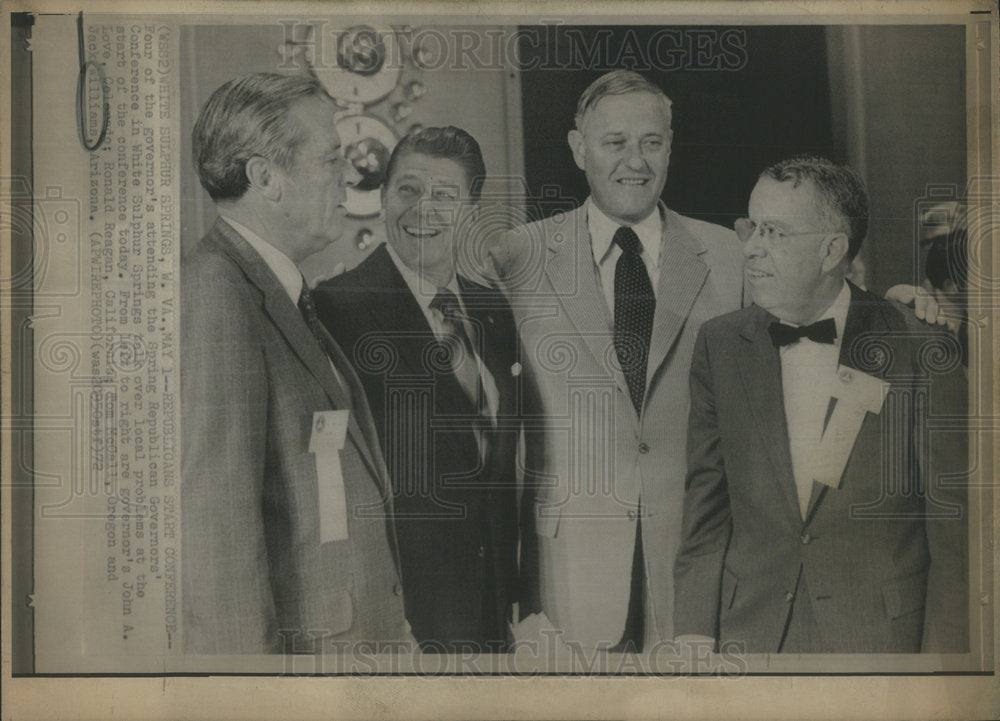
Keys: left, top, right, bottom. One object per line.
{"left": 181, "top": 73, "right": 409, "bottom": 654}
{"left": 673, "top": 156, "right": 968, "bottom": 653}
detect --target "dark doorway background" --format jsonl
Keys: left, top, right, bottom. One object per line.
{"left": 518, "top": 26, "right": 836, "bottom": 231}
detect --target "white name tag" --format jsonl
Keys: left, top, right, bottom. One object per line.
{"left": 310, "top": 410, "right": 351, "bottom": 543}
{"left": 809, "top": 365, "right": 890, "bottom": 488}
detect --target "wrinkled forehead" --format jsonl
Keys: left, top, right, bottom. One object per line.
{"left": 579, "top": 90, "right": 672, "bottom": 132}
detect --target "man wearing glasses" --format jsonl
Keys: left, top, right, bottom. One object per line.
{"left": 673, "top": 156, "right": 968, "bottom": 653}
{"left": 492, "top": 71, "right": 945, "bottom": 655}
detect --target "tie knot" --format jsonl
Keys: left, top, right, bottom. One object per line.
{"left": 614, "top": 226, "right": 642, "bottom": 256}
{"left": 768, "top": 318, "right": 837, "bottom": 347}
{"left": 430, "top": 287, "right": 462, "bottom": 320}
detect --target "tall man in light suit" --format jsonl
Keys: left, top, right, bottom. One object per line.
{"left": 494, "top": 71, "right": 745, "bottom": 650}
{"left": 181, "top": 73, "right": 409, "bottom": 654}
{"left": 673, "top": 157, "right": 968, "bottom": 652}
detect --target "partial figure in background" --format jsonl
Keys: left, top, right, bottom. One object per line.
{"left": 181, "top": 73, "right": 409, "bottom": 654}
{"left": 315, "top": 127, "right": 542, "bottom": 653}
{"left": 673, "top": 156, "right": 968, "bottom": 653}
{"left": 923, "top": 210, "right": 970, "bottom": 366}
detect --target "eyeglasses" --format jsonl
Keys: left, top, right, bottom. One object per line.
{"left": 735, "top": 218, "right": 834, "bottom": 245}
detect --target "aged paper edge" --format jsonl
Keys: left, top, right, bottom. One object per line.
{"left": 2, "top": 0, "right": 998, "bottom": 719}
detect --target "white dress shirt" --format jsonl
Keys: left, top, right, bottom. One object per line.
{"left": 586, "top": 197, "right": 663, "bottom": 319}
{"left": 219, "top": 215, "right": 348, "bottom": 390}
{"left": 778, "top": 282, "right": 852, "bottom": 518}
{"left": 221, "top": 216, "right": 303, "bottom": 305}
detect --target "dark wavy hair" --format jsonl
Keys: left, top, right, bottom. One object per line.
{"left": 193, "top": 73, "right": 330, "bottom": 201}
{"left": 384, "top": 125, "right": 487, "bottom": 203}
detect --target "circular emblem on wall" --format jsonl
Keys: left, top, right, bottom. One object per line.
{"left": 335, "top": 114, "right": 399, "bottom": 217}
{"left": 314, "top": 26, "right": 403, "bottom": 105}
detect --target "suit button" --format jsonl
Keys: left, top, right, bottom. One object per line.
{"left": 626, "top": 510, "right": 637, "bottom": 521}
{"left": 477, "top": 545, "right": 486, "bottom": 558}
{"left": 800, "top": 533, "right": 812, "bottom": 545}
{"left": 393, "top": 583, "right": 403, "bottom": 597}
{"left": 638, "top": 442, "right": 650, "bottom": 454}
{"left": 785, "top": 591, "right": 795, "bottom": 603}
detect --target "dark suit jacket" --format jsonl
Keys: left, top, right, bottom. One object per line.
{"left": 674, "top": 282, "right": 969, "bottom": 653}
{"left": 314, "top": 244, "right": 540, "bottom": 650}
{"left": 181, "top": 219, "right": 407, "bottom": 654}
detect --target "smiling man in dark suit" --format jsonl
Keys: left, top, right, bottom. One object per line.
{"left": 673, "top": 156, "right": 968, "bottom": 653}
{"left": 181, "top": 73, "right": 409, "bottom": 654}
{"left": 315, "top": 127, "right": 538, "bottom": 653}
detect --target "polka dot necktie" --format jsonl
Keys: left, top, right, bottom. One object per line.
{"left": 613, "top": 226, "right": 655, "bottom": 414}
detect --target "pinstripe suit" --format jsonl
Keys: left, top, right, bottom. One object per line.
{"left": 180, "top": 218, "right": 407, "bottom": 654}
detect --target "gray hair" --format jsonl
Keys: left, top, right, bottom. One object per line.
{"left": 192, "top": 73, "right": 331, "bottom": 201}
{"left": 574, "top": 70, "right": 673, "bottom": 132}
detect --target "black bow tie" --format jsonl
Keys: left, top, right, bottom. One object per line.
{"left": 768, "top": 318, "right": 837, "bottom": 347}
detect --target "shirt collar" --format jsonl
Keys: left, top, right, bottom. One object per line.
{"left": 586, "top": 197, "right": 663, "bottom": 267}
{"left": 777, "top": 281, "right": 851, "bottom": 343}
{"left": 385, "top": 242, "right": 463, "bottom": 316}
{"left": 220, "top": 215, "right": 303, "bottom": 305}
{"left": 826, "top": 281, "right": 852, "bottom": 342}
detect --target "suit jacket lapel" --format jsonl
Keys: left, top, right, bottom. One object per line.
{"left": 543, "top": 206, "right": 630, "bottom": 403}
{"left": 646, "top": 206, "right": 709, "bottom": 391}
{"left": 459, "top": 275, "right": 518, "bottom": 481}
{"left": 209, "top": 219, "right": 385, "bottom": 488}
{"left": 838, "top": 281, "right": 882, "bottom": 372}
{"left": 358, "top": 246, "right": 445, "bottom": 380}
{"left": 459, "top": 274, "right": 515, "bottom": 418}
{"left": 804, "top": 281, "right": 885, "bottom": 518}
{"left": 737, "top": 308, "right": 803, "bottom": 522}
{"left": 365, "top": 250, "right": 485, "bottom": 470}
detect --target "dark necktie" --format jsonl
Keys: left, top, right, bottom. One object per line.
{"left": 613, "top": 226, "right": 656, "bottom": 414}
{"left": 430, "top": 288, "right": 492, "bottom": 460}
{"left": 298, "top": 281, "right": 350, "bottom": 400}
{"left": 768, "top": 318, "right": 837, "bottom": 347}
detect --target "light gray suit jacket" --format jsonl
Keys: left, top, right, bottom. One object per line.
{"left": 181, "top": 218, "right": 407, "bottom": 654}
{"left": 499, "top": 202, "right": 744, "bottom": 648}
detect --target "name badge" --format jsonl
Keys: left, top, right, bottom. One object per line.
{"left": 809, "top": 365, "right": 890, "bottom": 488}
{"left": 310, "top": 410, "right": 351, "bottom": 543}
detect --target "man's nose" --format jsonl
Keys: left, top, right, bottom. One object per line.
{"left": 742, "top": 232, "right": 766, "bottom": 258}
{"left": 424, "top": 201, "right": 453, "bottom": 225}
{"left": 625, "top": 144, "right": 646, "bottom": 171}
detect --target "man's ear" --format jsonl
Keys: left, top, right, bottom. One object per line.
{"left": 567, "top": 128, "right": 586, "bottom": 171}
{"left": 245, "top": 156, "right": 281, "bottom": 202}
{"left": 821, "top": 232, "right": 850, "bottom": 273}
